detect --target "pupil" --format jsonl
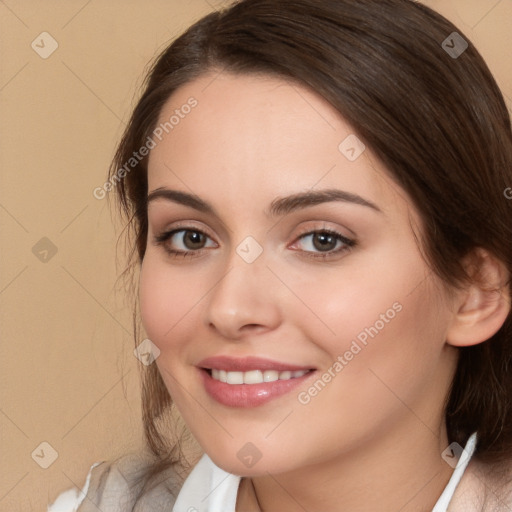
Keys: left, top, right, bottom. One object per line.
{"left": 314, "top": 233, "right": 335, "bottom": 252}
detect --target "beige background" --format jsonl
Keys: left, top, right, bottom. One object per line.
{"left": 0, "top": 1, "right": 511, "bottom": 510}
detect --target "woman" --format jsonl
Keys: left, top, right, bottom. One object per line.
{"left": 48, "top": 0, "right": 512, "bottom": 510}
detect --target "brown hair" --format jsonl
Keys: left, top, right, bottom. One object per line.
{"left": 108, "top": 0, "right": 512, "bottom": 503}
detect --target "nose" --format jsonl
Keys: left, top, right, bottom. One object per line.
{"left": 203, "top": 253, "right": 283, "bottom": 340}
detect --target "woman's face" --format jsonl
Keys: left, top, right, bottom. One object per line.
{"left": 140, "top": 72, "right": 459, "bottom": 475}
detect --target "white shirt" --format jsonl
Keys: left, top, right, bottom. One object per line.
{"left": 48, "top": 433, "right": 477, "bottom": 512}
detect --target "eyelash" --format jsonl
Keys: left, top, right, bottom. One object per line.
{"left": 153, "top": 225, "right": 356, "bottom": 261}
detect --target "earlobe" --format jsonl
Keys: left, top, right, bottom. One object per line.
{"left": 446, "top": 249, "right": 511, "bottom": 348}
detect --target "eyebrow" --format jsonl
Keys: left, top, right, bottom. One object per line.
{"left": 146, "top": 187, "right": 383, "bottom": 217}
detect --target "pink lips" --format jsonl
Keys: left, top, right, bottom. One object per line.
{"left": 197, "top": 356, "right": 315, "bottom": 408}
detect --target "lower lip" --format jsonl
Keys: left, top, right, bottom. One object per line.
{"left": 199, "top": 368, "right": 315, "bottom": 408}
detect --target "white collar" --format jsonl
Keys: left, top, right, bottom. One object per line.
{"left": 172, "top": 433, "right": 477, "bottom": 512}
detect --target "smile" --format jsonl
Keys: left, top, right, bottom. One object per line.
{"left": 197, "top": 356, "right": 317, "bottom": 407}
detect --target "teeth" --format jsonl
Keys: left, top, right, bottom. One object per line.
{"left": 244, "top": 370, "right": 263, "bottom": 384}
{"left": 210, "top": 368, "right": 309, "bottom": 384}
{"left": 263, "top": 370, "right": 279, "bottom": 382}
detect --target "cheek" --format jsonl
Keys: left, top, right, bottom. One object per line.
{"left": 289, "top": 286, "right": 447, "bottom": 457}
{"left": 313, "top": 276, "right": 450, "bottom": 421}
{"left": 283, "top": 252, "right": 416, "bottom": 356}
{"left": 139, "top": 254, "right": 198, "bottom": 350}
{"left": 139, "top": 257, "right": 166, "bottom": 344}
{"left": 294, "top": 247, "right": 446, "bottom": 391}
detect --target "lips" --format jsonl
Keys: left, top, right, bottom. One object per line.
{"left": 197, "top": 355, "right": 316, "bottom": 408}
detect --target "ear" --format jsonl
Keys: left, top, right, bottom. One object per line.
{"left": 446, "top": 248, "right": 511, "bottom": 347}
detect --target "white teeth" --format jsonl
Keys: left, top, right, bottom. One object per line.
{"left": 210, "top": 368, "right": 309, "bottom": 384}
{"left": 212, "top": 369, "right": 228, "bottom": 382}
{"left": 226, "top": 371, "right": 244, "bottom": 384}
{"left": 263, "top": 370, "right": 279, "bottom": 382}
{"left": 244, "top": 370, "right": 263, "bottom": 384}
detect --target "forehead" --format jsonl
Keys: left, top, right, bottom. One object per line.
{"left": 146, "top": 72, "right": 412, "bottom": 222}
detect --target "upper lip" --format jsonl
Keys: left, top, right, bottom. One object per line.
{"left": 198, "top": 356, "right": 315, "bottom": 372}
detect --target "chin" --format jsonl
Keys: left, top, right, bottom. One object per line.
{"left": 207, "top": 449, "right": 297, "bottom": 477}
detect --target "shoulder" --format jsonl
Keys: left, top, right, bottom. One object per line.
{"left": 48, "top": 451, "right": 185, "bottom": 512}
{"left": 449, "top": 456, "right": 512, "bottom": 511}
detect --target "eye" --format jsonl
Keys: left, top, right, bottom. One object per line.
{"left": 153, "top": 227, "right": 217, "bottom": 258}
{"left": 153, "top": 225, "right": 356, "bottom": 261}
{"left": 290, "top": 228, "right": 356, "bottom": 260}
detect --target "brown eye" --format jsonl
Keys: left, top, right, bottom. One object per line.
{"left": 181, "top": 230, "right": 207, "bottom": 250}
{"left": 290, "top": 229, "right": 356, "bottom": 260}
{"left": 311, "top": 232, "right": 339, "bottom": 252}
{"left": 296, "top": 230, "right": 353, "bottom": 253}
{"left": 153, "top": 228, "right": 217, "bottom": 258}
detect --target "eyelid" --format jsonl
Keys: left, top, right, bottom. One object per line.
{"left": 293, "top": 223, "right": 352, "bottom": 241}
{"left": 153, "top": 220, "right": 216, "bottom": 240}
{"left": 291, "top": 220, "right": 354, "bottom": 242}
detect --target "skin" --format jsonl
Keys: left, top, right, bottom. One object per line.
{"left": 139, "top": 72, "right": 510, "bottom": 511}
